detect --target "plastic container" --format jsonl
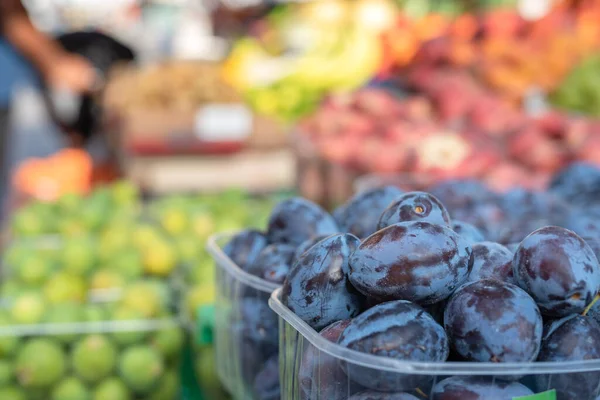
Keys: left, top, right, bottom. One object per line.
{"left": 269, "top": 287, "right": 600, "bottom": 399}
{"left": 0, "top": 302, "right": 184, "bottom": 399}
{"left": 207, "top": 233, "right": 280, "bottom": 400}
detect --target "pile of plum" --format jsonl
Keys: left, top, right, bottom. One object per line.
{"left": 224, "top": 162, "right": 600, "bottom": 400}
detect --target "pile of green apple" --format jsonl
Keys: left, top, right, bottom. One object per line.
{"left": 0, "top": 278, "right": 183, "bottom": 400}
{"left": 5, "top": 182, "right": 278, "bottom": 398}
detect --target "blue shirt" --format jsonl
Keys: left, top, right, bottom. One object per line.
{"left": 0, "top": 38, "right": 39, "bottom": 108}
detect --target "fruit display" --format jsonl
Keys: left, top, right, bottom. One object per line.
{"left": 384, "top": 1, "right": 600, "bottom": 104}
{"left": 299, "top": 82, "right": 600, "bottom": 193}
{"left": 104, "top": 61, "right": 241, "bottom": 113}
{"left": 209, "top": 197, "right": 343, "bottom": 399}
{"left": 12, "top": 149, "right": 93, "bottom": 205}
{"left": 223, "top": 0, "right": 395, "bottom": 121}
{"left": 8, "top": 182, "right": 278, "bottom": 398}
{"left": 216, "top": 161, "right": 600, "bottom": 399}
{"left": 551, "top": 53, "right": 600, "bottom": 116}
{"left": 0, "top": 294, "right": 183, "bottom": 400}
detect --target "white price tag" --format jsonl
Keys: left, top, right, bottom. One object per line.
{"left": 518, "top": 0, "right": 551, "bottom": 20}
{"left": 195, "top": 104, "right": 253, "bottom": 142}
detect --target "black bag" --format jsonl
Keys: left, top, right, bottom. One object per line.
{"left": 45, "top": 31, "right": 135, "bottom": 143}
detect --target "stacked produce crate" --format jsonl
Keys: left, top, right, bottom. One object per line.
{"left": 3, "top": 181, "right": 279, "bottom": 399}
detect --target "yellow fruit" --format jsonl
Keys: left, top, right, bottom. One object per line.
{"left": 191, "top": 213, "right": 215, "bottom": 239}
{"left": 11, "top": 293, "right": 45, "bottom": 325}
{"left": 44, "top": 274, "right": 87, "bottom": 304}
{"left": 160, "top": 209, "right": 188, "bottom": 236}
{"left": 133, "top": 225, "right": 162, "bottom": 249}
{"left": 119, "top": 283, "right": 162, "bottom": 318}
{"left": 186, "top": 285, "right": 215, "bottom": 319}
{"left": 90, "top": 269, "right": 126, "bottom": 292}
{"left": 143, "top": 243, "right": 177, "bottom": 277}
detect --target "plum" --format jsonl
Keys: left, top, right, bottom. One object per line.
{"left": 498, "top": 189, "right": 570, "bottom": 244}
{"left": 223, "top": 229, "right": 268, "bottom": 270}
{"left": 282, "top": 233, "right": 363, "bottom": 330}
{"left": 237, "top": 297, "right": 278, "bottom": 352}
{"left": 513, "top": 226, "right": 600, "bottom": 317}
{"left": 589, "top": 236, "right": 600, "bottom": 266}
{"left": 338, "top": 300, "right": 448, "bottom": 392}
{"left": 429, "top": 180, "right": 505, "bottom": 239}
{"left": 246, "top": 244, "right": 295, "bottom": 284}
{"left": 566, "top": 215, "right": 600, "bottom": 241}
{"left": 444, "top": 279, "right": 542, "bottom": 363}
{"left": 549, "top": 162, "right": 600, "bottom": 206}
{"left": 429, "top": 180, "right": 498, "bottom": 210}
{"left": 294, "top": 235, "right": 332, "bottom": 263}
{"left": 267, "top": 198, "right": 339, "bottom": 246}
{"left": 237, "top": 335, "right": 275, "bottom": 390}
{"left": 452, "top": 221, "right": 485, "bottom": 244}
{"left": 431, "top": 376, "right": 533, "bottom": 399}
{"left": 466, "top": 242, "right": 514, "bottom": 284}
{"left": 377, "top": 192, "right": 451, "bottom": 230}
{"left": 334, "top": 186, "right": 403, "bottom": 239}
{"left": 254, "top": 356, "right": 280, "bottom": 400}
{"left": 348, "top": 392, "right": 420, "bottom": 400}
{"left": 349, "top": 221, "right": 472, "bottom": 305}
{"left": 299, "top": 319, "right": 362, "bottom": 400}
{"left": 536, "top": 315, "right": 600, "bottom": 400}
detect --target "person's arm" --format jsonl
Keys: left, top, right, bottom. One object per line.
{"left": 0, "top": 0, "right": 94, "bottom": 91}
{"left": 0, "top": 0, "right": 64, "bottom": 76}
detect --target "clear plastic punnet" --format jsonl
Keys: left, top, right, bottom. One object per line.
{"left": 269, "top": 287, "right": 600, "bottom": 399}
{"left": 207, "top": 233, "right": 280, "bottom": 400}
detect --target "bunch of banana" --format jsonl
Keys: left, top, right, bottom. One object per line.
{"left": 222, "top": 0, "right": 392, "bottom": 122}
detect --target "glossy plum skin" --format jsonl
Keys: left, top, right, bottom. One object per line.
{"left": 338, "top": 300, "right": 449, "bottom": 392}
{"left": 246, "top": 244, "right": 295, "bottom": 284}
{"left": 466, "top": 242, "right": 514, "bottom": 284}
{"left": 431, "top": 376, "right": 533, "bottom": 400}
{"left": 223, "top": 229, "right": 268, "bottom": 270}
{"left": 282, "top": 234, "right": 363, "bottom": 330}
{"left": 549, "top": 162, "right": 600, "bottom": 206}
{"left": 429, "top": 180, "right": 504, "bottom": 238}
{"left": 334, "top": 186, "right": 404, "bottom": 239}
{"left": 237, "top": 297, "right": 279, "bottom": 352}
{"left": 267, "top": 197, "right": 339, "bottom": 246}
{"left": 253, "top": 355, "right": 280, "bottom": 400}
{"left": 349, "top": 221, "right": 472, "bottom": 305}
{"left": 498, "top": 189, "right": 570, "bottom": 244}
{"left": 566, "top": 215, "right": 600, "bottom": 242}
{"left": 232, "top": 297, "right": 279, "bottom": 388}
{"left": 299, "top": 319, "right": 362, "bottom": 400}
{"left": 512, "top": 226, "right": 600, "bottom": 317}
{"left": 452, "top": 221, "right": 485, "bottom": 244}
{"left": 294, "top": 235, "right": 332, "bottom": 263}
{"left": 377, "top": 192, "right": 451, "bottom": 230}
{"left": 348, "top": 392, "right": 420, "bottom": 400}
{"left": 536, "top": 315, "right": 600, "bottom": 400}
{"left": 430, "top": 180, "right": 498, "bottom": 209}
{"left": 444, "top": 279, "right": 542, "bottom": 363}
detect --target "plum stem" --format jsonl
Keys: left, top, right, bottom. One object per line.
{"left": 582, "top": 293, "right": 600, "bottom": 316}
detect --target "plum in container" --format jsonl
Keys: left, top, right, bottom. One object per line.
{"left": 269, "top": 287, "right": 600, "bottom": 400}
{"left": 207, "top": 233, "right": 281, "bottom": 400}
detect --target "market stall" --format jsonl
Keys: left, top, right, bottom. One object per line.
{"left": 4, "top": 0, "right": 600, "bottom": 399}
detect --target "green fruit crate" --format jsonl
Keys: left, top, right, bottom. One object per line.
{"left": 0, "top": 313, "right": 184, "bottom": 400}
{"left": 184, "top": 304, "right": 231, "bottom": 400}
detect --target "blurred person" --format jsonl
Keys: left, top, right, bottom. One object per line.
{"left": 0, "top": 0, "right": 95, "bottom": 211}
{"left": 0, "top": 0, "right": 95, "bottom": 133}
